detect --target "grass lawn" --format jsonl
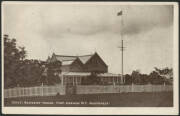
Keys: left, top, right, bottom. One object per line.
{"left": 4, "top": 92, "right": 173, "bottom": 107}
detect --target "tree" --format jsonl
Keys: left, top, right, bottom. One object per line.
{"left": 154, "top": 67, "right": 173, "bottom": 85}
{"left": 44, "top": 61, "right": 61, "bottom": 85}
{"left": 4, "top": 35, "right": 62, "bottom": 88}
{"left": 131, "top": 70, "right": 141, "bottom": 84}
{"left": 149, "top": 71, "right": 164, "bottom": 85}
{"left": 20, "top": 59, "right": 45, "bottom": 87}
{"left": 124, "top": 74, "right": 132, "bottom": 85}
{"left": 140, "top": 74, "right": 150, "bottom": 85}
{"left": 4, "top": 35, "right": 27, "bottom": 88}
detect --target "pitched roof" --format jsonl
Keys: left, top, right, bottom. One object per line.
{"left": 78, "top": 54, "right": 93, "bottom": 64}
{"left": 52, "top": 53, "right": 94, "bottom": 65}
{"left": 50, "top": 54, "right": 77, "bottom": 66}
{"left": 55, "top": 55, "right": 77, "bottom": 62}
{"left": 50, "top": 52, "right": 107, "bottom": 66}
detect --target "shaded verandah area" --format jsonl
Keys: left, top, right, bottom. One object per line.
{"left": 60, "top": 72, "right": 124, "bottom": 86}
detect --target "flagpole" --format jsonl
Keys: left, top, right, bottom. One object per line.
{"left": 117, "top": 10, "right": 125, "bottom": 84}
{"left": 121, "top": 13, "right": 124, "bottom": 84}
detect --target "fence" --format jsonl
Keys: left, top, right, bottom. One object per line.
{"left": 76, "top": 84, "right": 173, "bottom": 94}
{"left": 4, "top": 84, "right": 173, "bottom": 98}
{"left": 4, "top": 85, "right": 66, "bottom": 98}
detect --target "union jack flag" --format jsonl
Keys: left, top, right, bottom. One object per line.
{"left": 117, "top": 11, "right": 123, "bottom": 16}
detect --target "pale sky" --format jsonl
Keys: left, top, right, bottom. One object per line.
{"left": 2, "top": 2, "right": 174, "bottom": 74}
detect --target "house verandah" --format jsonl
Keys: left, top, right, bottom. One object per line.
{"left": 59, "top": 72, "right": 125, "bottom": 86}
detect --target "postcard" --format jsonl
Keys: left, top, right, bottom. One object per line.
{"left": 1, "top": 1, "right": 179, "bottom": 115}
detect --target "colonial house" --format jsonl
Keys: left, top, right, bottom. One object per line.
{"left": 47, "top": 52, "right": 124, "bottom": 86}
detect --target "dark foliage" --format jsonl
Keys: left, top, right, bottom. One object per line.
{"left": 125, "top": 68, "right": 173, "bottom": 85}
{"left": 4, "top": 35, "right": 61, "bottom": 88}
{"left": 81, "top": 72, "right": 101, "bottom": 85}
{"left": 4, "top": 35, "right": 27, "bottom": 88}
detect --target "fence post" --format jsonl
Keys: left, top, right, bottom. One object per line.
{"left": 7, "top": 89, "right": 9, "bottom": 98}
{"left": 41, "top": 83, "right": 44, "bottom": 96}
{"left": 20, "top": 86, "right": 23, "bottom": 97}
{"left": 131, "top": 83, "right": 134, "bottom": 92}
{"left": 113, "top": 77, "right": 115, "bottom": 87}
{"left": 23, "top": 87, "right": 25, "bottom": 97}
{"left": 20, "top": 87, "right": 22, "bottom": 97}
{"left": 10, "top": 89, "right": 13, "bottom": 98}
{"left": 4, "top": 90, "right": 6, "bottom": 98}
{"left": 15, "top": 87, "right": 18, "bottom": 97}
{"left": 10, "top": 89, "right": 12, "bottom": 98}
{"left": 148, "top": 83, "right": 151, "bottom": 92}
{"left": 163, "top": 82, "right": 166, "bottom": 91}
{"left": 29, "top": 87, "right": 31, "bottom": 96}
{"left": 21, "top": 86, "right": 23, "bottom": 97}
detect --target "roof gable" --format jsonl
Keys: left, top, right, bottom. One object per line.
{"left": 61, "top": 57, "right": 84, "bottom": 66}
{"left": 78, "top": 54, "right": 93, "bottom": 64}
{"left": 86, "top": 52, "right": 108, "bottom": 67}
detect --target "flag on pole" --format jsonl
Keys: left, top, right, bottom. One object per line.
{"left": 117, "top": 10, "right": 123, "bottom": 16}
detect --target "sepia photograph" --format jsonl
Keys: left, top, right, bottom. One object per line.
{"left": 1, "top": 1, "right": 179, "bottom": 115}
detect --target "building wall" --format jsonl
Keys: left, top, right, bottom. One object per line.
{"left": 61, "top": 65, "right": 70, "bottom": 72}
{"left": 69, "top": 59, "right": 84, "bottom": 72}
{"left": 61, "top": 59, "right": 84, "bottom": 72}
{"left": 84, "top": 54, "right": 108, "bottom": 73}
